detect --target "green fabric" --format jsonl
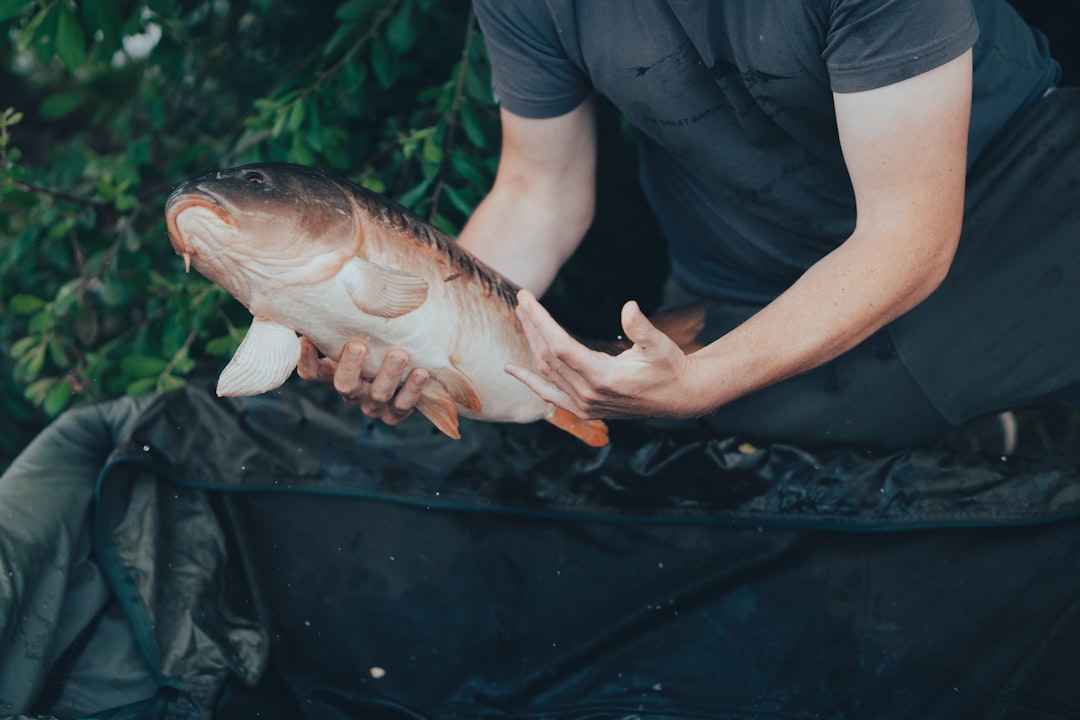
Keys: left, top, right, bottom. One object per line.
{"left": 0, "top": 396, "right": 158, "bottom": 716}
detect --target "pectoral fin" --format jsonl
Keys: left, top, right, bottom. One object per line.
{"left": 339, "top": 257, "right": 429, "bottom": 318}
{"left": 216, "top": 317, "right": 302, "bottom": 397}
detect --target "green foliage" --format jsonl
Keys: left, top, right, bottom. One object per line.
{"left": 0, "top": 0, "right": 508, "bottom": 470}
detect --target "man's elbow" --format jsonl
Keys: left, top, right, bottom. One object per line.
{"left": 914, "top": 226, "right": 962, "bottom": 304}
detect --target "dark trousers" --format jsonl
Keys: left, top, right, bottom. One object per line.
{"left": 663, "top": 87, "right": 1080, "bottom": 450}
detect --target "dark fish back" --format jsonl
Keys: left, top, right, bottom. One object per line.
{"left": 344, "top": 180, "right": 520, "bottom": 312}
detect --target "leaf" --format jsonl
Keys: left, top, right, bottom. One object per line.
{"left": 459, "top": 102, "right": 489, "bottom": 148}
{"left": 205, "top": 334, "right": 240, "bottom": 357}
{"left": 397, "top": 178, "right": 432, "bottom": 209}
{"left": 323, "top": 21, "right": 355, "bottom": 59}
{"left": 335, "top": 0, "right": 378, "bottom": 22}
{"left": 81, "top": 0, "right": 121, "bottom": 55}
{"left": 28, "top": 310, "right": 53, "bottom": 334}
{"left": 126, "top": 377, "right": 158, "bottom": 396}
{"left": 449, "top": 152, "right": 486, "bottom": 187}
{"left": 126, "top": 137, "right": 150, "bottom": 166}
{"left": 156, "top": 374, "right": 185, "bottom": 392}
{"left": 121, "top": 354, "right": 169, "bottom": 378}
{"left": 464, "top": 61, "right": 493, "bottom": 104}
{"left": 14, "top": 2, "right": 50, "bottom": 52}
{"left": 431, "top": 214, "right": 458, "bottom": 235}
{"left": 0, "top": 0, "right": 29, "bottom": 23}
{"left": 9, "top": 294, "right": 45, "bottom": 314}
{"left": 47, "top": 337, "right": 69, "bottom": 368}
{"left": 369, "top": 35, "right": 398, "bottom": 89}
{"left": 286, "top": 100, "right": 306, "bottom": 133}
{"left": 55, "top": 3, "right": 87, "bottom": 71}
{"left": 271, "top": 107, "right": 288, "bottom": 137}
{"left": 10, "top": 335, "right": 39, "bottom": 358}
{"left": 40, "top": 92, "right": 84, "bottom": 120}
{"left": 252, "top": 98, "right": 280, "bottom": 113}
{"left": 161, "top": 314, "right": 187, "bottom": 356}
{"left": 443, "top": 185, "right": 474, "bottom": 217}
{"left": 340, "top": 54, "right": 368, "bottom": 91}
{"left": 386, "top": 0, "right": 415, "bottom": 54}
{"left": 288, "top": 133, "right": 315, "bottom": 165}
{"left": 17, "top": 343, "right": 46, "bottom": 380}
{"left": 305, "top": 109, "right": 326, "bottom": 152}
{"left": 23, "top": 377, "right": 53, "bottom": 405}
{"left": 43, "top": 378, "right": 72, "bottom": 416}
{"left": 2, "top": 107, "right": 23, "bottom": 126}
{"left": 114, "top": 193, "right": 136, "bottom": 211}
{"left": 421, "top": 133, "right": 442, "bottom": 165}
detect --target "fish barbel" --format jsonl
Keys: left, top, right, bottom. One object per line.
{"left": 164, "top": 163, "right": 702, "bottom": 447}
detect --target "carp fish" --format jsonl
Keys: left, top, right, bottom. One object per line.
{"left": 164, "top": 163, "right": 702, "bottom": 447}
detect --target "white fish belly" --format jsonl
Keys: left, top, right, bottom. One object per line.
{"left": 265, "top": 280, "right": 552, "bottom": 425}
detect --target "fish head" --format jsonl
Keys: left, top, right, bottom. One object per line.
{"left": 164, "top": 163, "right": 361, "bottom": 307}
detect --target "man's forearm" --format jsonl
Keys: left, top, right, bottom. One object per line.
{"left": 683, "top": 223, "right": 958, "bottom": 415}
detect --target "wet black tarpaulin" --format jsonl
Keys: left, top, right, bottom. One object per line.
{"left": 82, "top": 382, "right": 1080, "bottom": 719}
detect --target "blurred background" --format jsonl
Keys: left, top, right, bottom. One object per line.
{"left": 1, "top": 0, "right": 1077, "bottom": 471}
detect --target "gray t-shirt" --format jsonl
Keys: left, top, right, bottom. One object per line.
{"left": 474, "top": 0, "right": 1060, "bottom": 303}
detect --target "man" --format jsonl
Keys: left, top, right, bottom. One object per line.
{"left": 301, "top": 0, "right": 1079, "bottom": 451}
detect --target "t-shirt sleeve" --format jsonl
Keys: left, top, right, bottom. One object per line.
{"left": 823, "top": 0, "right": 979, "bottom": 93}
{"left": 472, "top": 0, "right": 591, "bottom": 118}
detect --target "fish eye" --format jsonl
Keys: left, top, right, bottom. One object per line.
{"left": 244, "top": 171, "right": 265, "bottom": 185}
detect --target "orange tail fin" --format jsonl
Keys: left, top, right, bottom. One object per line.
{"left": 648, "top": 302, "right": 706, "bottom": 353}
{"left": 546, "top": 407, "right": 610, "bottom": 447}
{"left": 583, "top": 302, "right": 706, "bottom": 356}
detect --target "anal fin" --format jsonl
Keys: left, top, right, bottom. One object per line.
{"left": 546, "top": 407, "right": 609, "bottom": 447}
{"left": 433, "top": 363, "right": 482, "bottom": 414}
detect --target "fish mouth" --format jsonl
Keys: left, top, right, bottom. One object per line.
{"left": 164, "top": 188, "right": 234, "bottom": 273}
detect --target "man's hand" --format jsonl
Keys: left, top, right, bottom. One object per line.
{"left": 297, "top": 337, "right": 428, "bottom": 425}
{"left": 505, "top": 290, "right": 708, "bottom": 420}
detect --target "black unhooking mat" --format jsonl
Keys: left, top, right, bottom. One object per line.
{"left": 2, "top": 381, "right": 1080, "bottom": 719}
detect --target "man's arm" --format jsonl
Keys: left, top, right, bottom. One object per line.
{"left": 507, "top": 50, "right": 973, "bottom": 420}
{"left": 458, "top": 97, "right": 597, "bottom": 293}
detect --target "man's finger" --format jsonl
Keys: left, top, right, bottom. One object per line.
{"left": 516, "top": 290, "right": 579, "bottom": 353}
{"left": 368, "top": 350, "right": 408, "bottom": 403}
{"left": 516, "top": 290, "right": 599, "bottom": 385}
{"left": 297, "top": 338, "right": 320, "bottom": 381}
{"left": 388, "top": 368, "right": 429, "bottom": 416}
{"left": 505, "top": 362, "right": 581, "bottom": 414}
{"left": 299, "top": 338, "right": 339, "bottom": 386}
{"left": 619, "top": 300, "right": 668, "bottom": 353}
{"left": 333, "top": 341, "right": 367, "bottom": 396}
